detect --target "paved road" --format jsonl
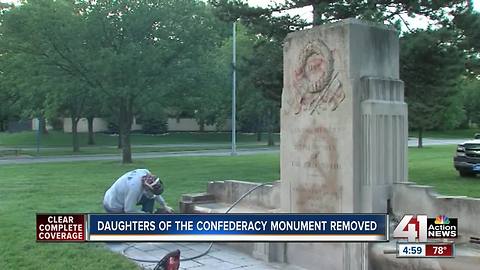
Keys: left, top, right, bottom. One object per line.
{"left": 0, "top": 148, "right": 279, "bottom": 165}
{"left": 0, "top": 143, "right": 248, "bottom": 151}
{"left": 0, "top": 138, "right": 469, "bottom": 165}
{"left": 407, "top": 138, "right": 467, "bottom": 147}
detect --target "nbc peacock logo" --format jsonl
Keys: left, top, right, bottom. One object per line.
{"left": 434, "top": 215, "right": 450, "bottom": 225}
{"left": 428, "top": 215, "right": 457, "bottom": 238}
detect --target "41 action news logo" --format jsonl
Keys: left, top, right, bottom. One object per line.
{"left": 393, "top": 215, "right": 458, "bottom": 242}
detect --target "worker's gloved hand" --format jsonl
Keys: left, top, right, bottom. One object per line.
{"left": 165, "top": 206, "right": 175, "bottom": 214}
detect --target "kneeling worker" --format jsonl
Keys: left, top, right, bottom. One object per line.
{"left": 103, "top": 169, "right": 174, "bottom": 213}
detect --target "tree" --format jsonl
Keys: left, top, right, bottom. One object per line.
{"left": 217, "top": 24, "right": 262, "bottom": 137}
{"left": 461, "top": 78, "right": 480, "bottom": 126}
{"left": 0, "top": 53, "right": 51, "bottom": 135}
{"left": 156, "top": 14, "right": 230, "bottom": 132}
{"left": 0, "top": 5, "right": 18, "bottom": 131}
{"left": 83, "top": 93, "right": 103, "bottom": 145}
{"left": 1, "top": 0, "right": 97, "bottom": 151}
{"left": 210, "top": 2, "right": 298, "bottom": 145}
{"left": 211, "top": 1, "right": 474, "bottom": 148}
{"left": 44, "top": 78, "right": 92, "bottom": 152}
{"left": 245, "top": 37, "right": 283, "bottom": 146}
{"left": 211, "top": 1, "right": 470, "bottom": 30}
{"left": 401, "top": 29, "right": 465, "bottom": 147}
{"left": 208, "top": 22, "right": 281, "bottom": 144}
{"left": 0, "top": 52, "right": 20, "bottom": 131}
{"left": 0, "top": 73, "right": 19, "bottom": 132}
{"left": 82, "top": 0, "right": 225, "bottom": 162}
{"left": 1, "top": 0, "right": 225, "bottom": 163}
{"left": 453, "top": 9, "right": 480, "bottom": 77}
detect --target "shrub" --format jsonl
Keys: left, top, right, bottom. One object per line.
{"left": 141, "top": 116, "right": 168, "bottom": 134}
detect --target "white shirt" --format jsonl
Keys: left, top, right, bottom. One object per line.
{"left": 103, "top": 169, "right": 166, "bottom": 213}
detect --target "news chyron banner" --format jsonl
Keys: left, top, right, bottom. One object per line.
{"left": 37, "top": 213, "right": 388, "bottom": 242}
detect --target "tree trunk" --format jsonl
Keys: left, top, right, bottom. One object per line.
{"left": 256, "top": 118, "right": 262, "bottom": 142}
{"left": 256, "top": 129, "right": 262, "bottom": 142}
{"left": 87, "top": 116, "right": 95, "bottom": 145}
{"left": 119, "top": 100, "right": 133, "bottom": 164}
{"left": 114, "top": 104, "right": 123, "bottom": 149}
{"left": 0, "top": 119, "right": 4, "bottom": 132}
{"left": 418, "top": 128, "right": 423, "bottom": 148}
{"left": 122, "top": 127, "right": 132, "bottom": 163}
{"left": 40, "top": 117, "right": 48, "bottom": 134}
{"left": 267, "top": 129, "right": 274, "bottom": 146}
{"left": 71, "top": 117, "right": 80, "bottom": 152}
{"left": 118, "top": 129, "right": 123, "bottom": 149}
{"left": 199, "top": 119, "right": 205, "bottom": 132}
{"left": 267, "top": 107, "right": 274, "bottom": 146}
{"left": 312, "top": 2, "right": 320, "bottom": 25}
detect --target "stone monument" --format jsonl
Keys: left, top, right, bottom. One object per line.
{"left": 280, "top": 19, "right": 407, "bottom": 269}
{"left": 180, "top": 18, "right": 409, "bottom": 270}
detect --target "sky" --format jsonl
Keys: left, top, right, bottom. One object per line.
{"left": 2, "top": 0, "right": 480, "bottom": 29}
{"left": 248, "top": 0, "right": 480, "bottom": 12}
{"left": 248, "top": 0, "right": 480, "bottom": 31}
{"left": 3, "top": 0, "right": 480, "bottom": 13}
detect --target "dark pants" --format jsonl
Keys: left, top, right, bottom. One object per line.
{"left": 137, "top": 195, "right": 155, "bottom": 213}
{"left": 103, "top": 195, "right": 155, "bottom": 213}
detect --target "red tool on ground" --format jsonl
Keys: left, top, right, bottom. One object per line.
{"left": 154, "top": 249, "right": 180, "bottom": 270}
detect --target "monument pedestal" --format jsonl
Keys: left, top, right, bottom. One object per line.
{"left": 281, "top": 19, "right": 407, "bottom": 270}
{"left": 178, "top": 18, "right": 409, "bottom": 270}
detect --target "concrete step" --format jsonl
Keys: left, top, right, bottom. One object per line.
{"left": 179, "top": 192, "right": 216, "bottom": 213}
{"left": 192, "top": 202, "right": 278, "bottom": 214}
{"left": 181, "top": 192, "right": 216, "bottom": 203}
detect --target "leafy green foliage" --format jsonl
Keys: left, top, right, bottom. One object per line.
{"left": 140, "top": 115, "right": 168, "bottom": 135}
{"left": 247, "top": 37, "right": 283, "bottom": 104}
{"left": 461, "top": 78, "right": 480, "bottom": 125}
{"left": 305, "top": 0, "right": 469, "bottom": 26}
{"left": 0, "top": 0, "right": 228, "bottom": 162}
{"left": 210, "top": 1, "right": 474, "bottom": 109}
{"left": 0, "top": 63, "right": 20, "bottom": 131}
{"left": 211, "top": 0, "right": 470, "bottom": 29}
{"left": 453, "top": 10, "right": 480, "bottom": 77}
{"left": 401, "top": 29, "right": 466, "bottom": 144}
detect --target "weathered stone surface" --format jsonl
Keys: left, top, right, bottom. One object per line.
{"left": 176, "top": 18, "right": 412, "bottom": 270}
{"left": 281, "top": 18, "right": 404, "bottom": 214}
{"left": 206, "top": 180, "right": 280, "bottom": 209}
{"left": 179, "top": 192, "right": 216, "bottom": 213}
{"left": 181, "top": 192, "right": 216, "bottom": 203}
{"left": 280, "top": 19, "right": 406, "bottom": 270}
{"left": 360, "top": 77, "right": 407, "bottom": 212}
{"left": 393, "top": 182, "right": 480, "bottom": 239}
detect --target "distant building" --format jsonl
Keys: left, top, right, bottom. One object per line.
{"left": 62, "top": 117, "right": 231, "bottom": 133}
{"left": 7, "top": 117, "right": 231, "bottom": 133}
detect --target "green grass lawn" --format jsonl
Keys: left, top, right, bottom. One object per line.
{"left": 0, "top": 143, "right": 275, "bottom": 158}
{"left": 409, "top": 145, "right": 480, "bottom": 197}
{"left": 0, "top": 131, "right": 280, "bottom": 148}
{"left": 1, "top": 146, "right": 479, "bottom": 269}
{"left": 2, "top": 128, "right": 477, "bottom": 148}
{"left": 0, "top": 154, "right": 279, "bottom": 270}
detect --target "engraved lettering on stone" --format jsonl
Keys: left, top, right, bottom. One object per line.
{"left": 293, "top": 125, "right": 340, "bottom": 212}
